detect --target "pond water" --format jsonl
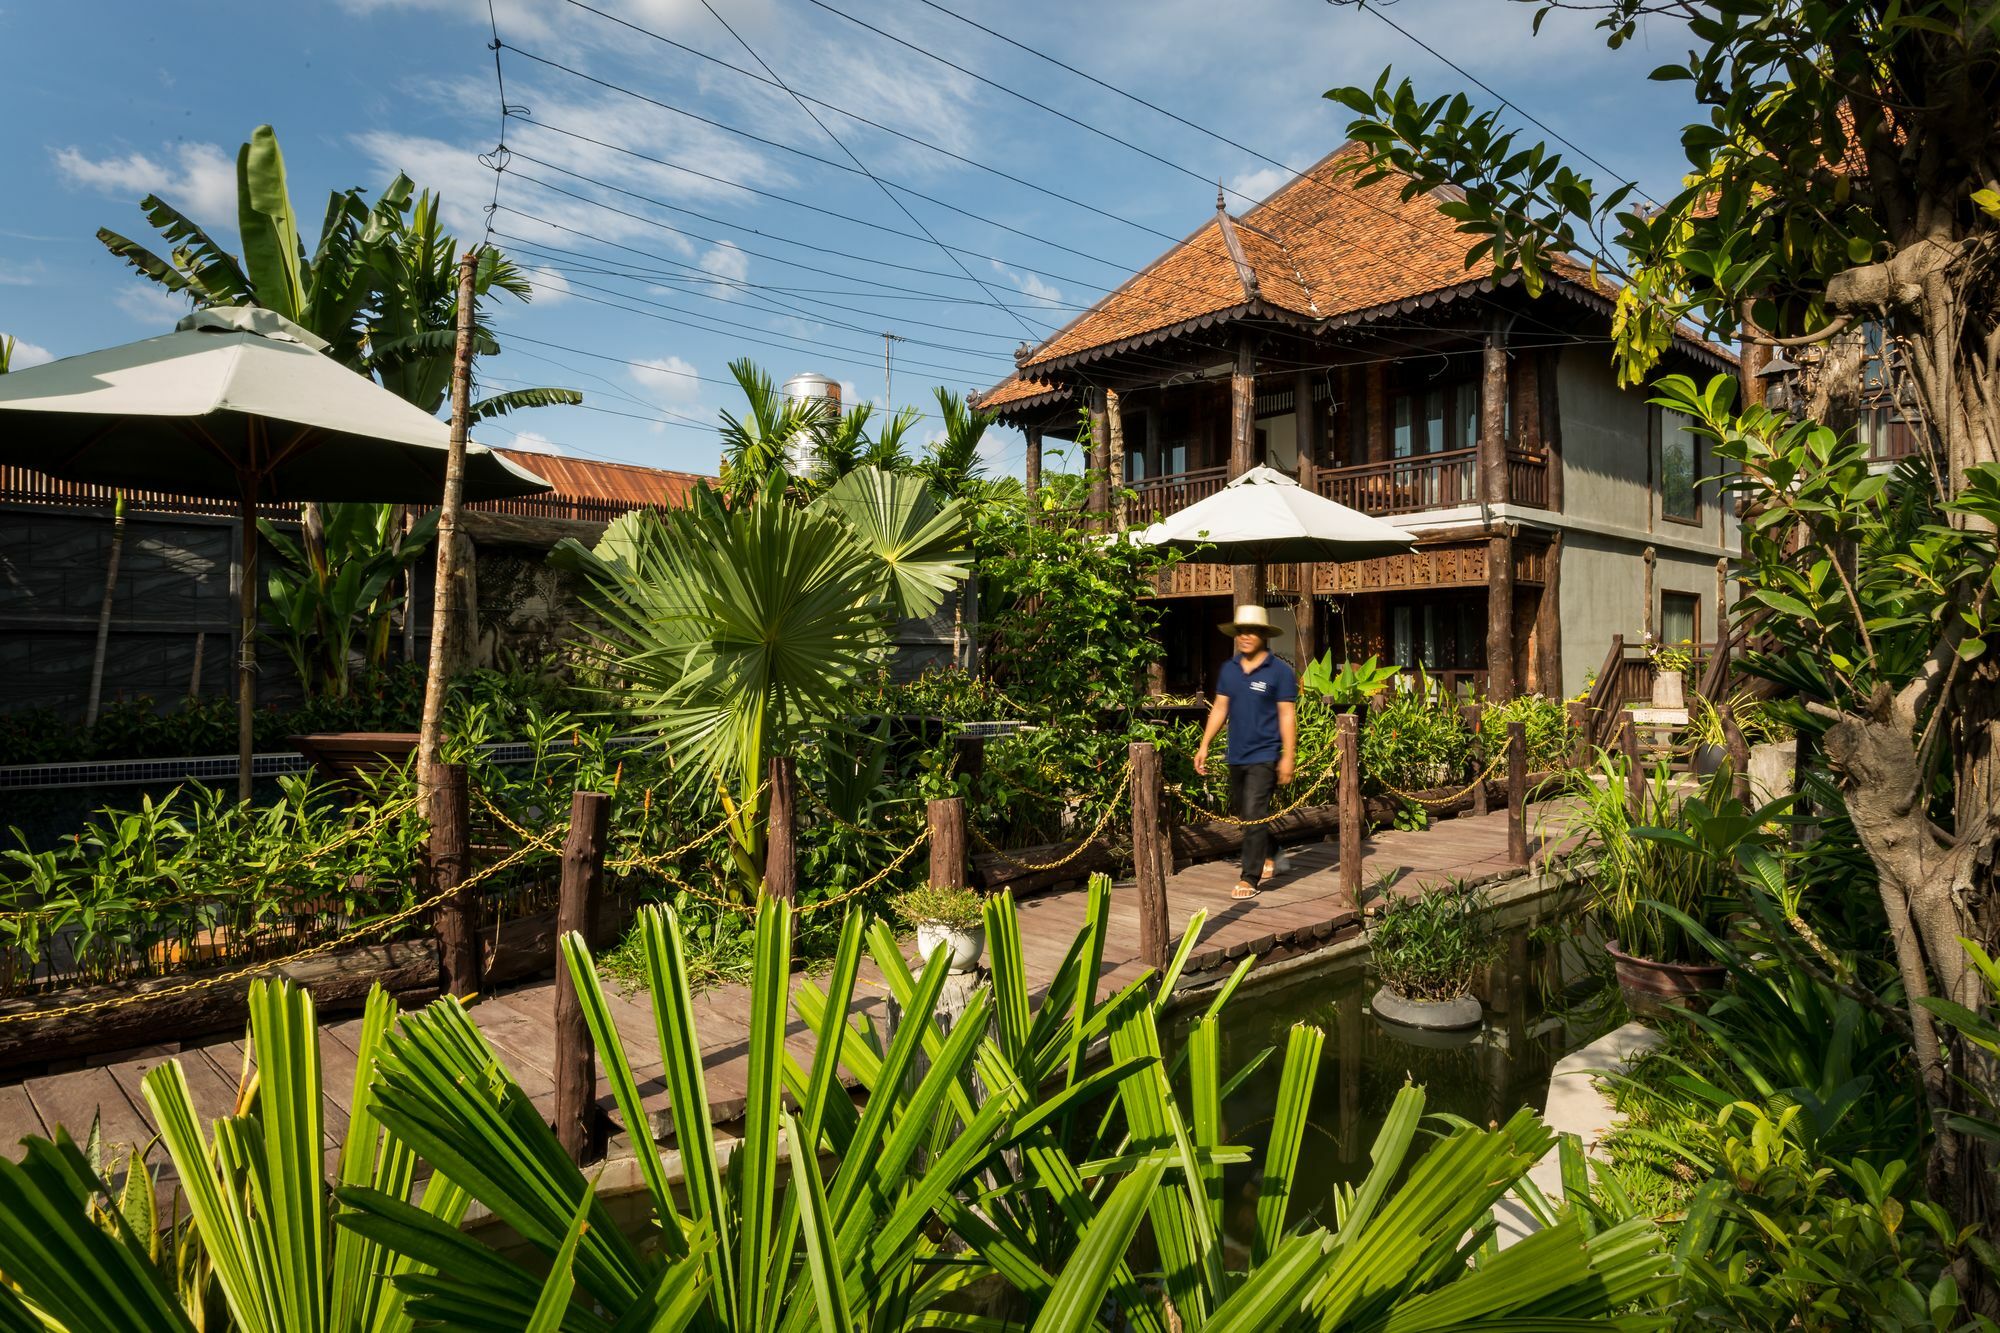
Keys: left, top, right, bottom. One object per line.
{"left": 1177, "top": 922, "right": 1608, "bottom": 1243}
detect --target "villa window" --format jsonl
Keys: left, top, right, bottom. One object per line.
{"left": 1659, "top": 409, "right": 1700, "bottom": 523}
{"left": 1660, "top": 591, "right": 1700, "bottom": 650}
{"left": 1389, "top": 380, "right": 1486, "bottom": 458}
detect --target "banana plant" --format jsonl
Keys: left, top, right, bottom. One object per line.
{"left": 258, "top": 503, "right": 438, "bottom": 700}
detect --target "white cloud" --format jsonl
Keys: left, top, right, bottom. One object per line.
{"left": 2, "top": 336, "right": 53, "bottom": 369}
{"left": 629, "top": 355, "right": 703, "bottom": 402}
{"left": 51, "top": 141, "right": 236, "bottom": 228}
{"left": 698, "top": 241, "right": 750, "bottom": 294}
{"left": 1226, "top": 165, "right": 1293, "bottom": 204}
{"left": 114, "top": 282, "right": 193, "bottom": 328}
{"left": 0, "top": 260, "right": 44, "bottom": 287}
{"left": 990, "top": 260, "right": 1064, "bottom": 310}
{"left": 522, "top": 265, "right": 571, "bottom": 305}
{"left": 502, "top": 428, "right": 564, "bottom": 455}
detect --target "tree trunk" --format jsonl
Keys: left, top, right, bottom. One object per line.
{"left": 416, "top": 251, "right": 480, "bottom": 804}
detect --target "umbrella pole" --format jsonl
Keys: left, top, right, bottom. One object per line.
{"left": 237, "top": 490, "right": 257, "bottom": 803}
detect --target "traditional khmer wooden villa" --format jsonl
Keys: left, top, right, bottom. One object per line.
{"left": 977, "top": 144, "right": 1739, "bottom": 700}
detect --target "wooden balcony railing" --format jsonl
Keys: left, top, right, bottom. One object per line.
{"left": 1314, "top": 448, "right": 1552, "bottom": 516}
{"left": 1315, "top": 449, "right": 1476, "bottom": 515}
{"left": 1127, "top": 465, "right": 1228, "bottom": 522}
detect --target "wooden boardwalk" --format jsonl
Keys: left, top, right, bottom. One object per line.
{"left": 0, "top": 801, "right": 1566, "bottom": 1160}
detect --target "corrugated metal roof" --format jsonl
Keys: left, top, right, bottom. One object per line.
{"left": 492, "top": 448, "right": 709, "bottom": 507}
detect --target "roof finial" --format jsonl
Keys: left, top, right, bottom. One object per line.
{"left": 1216, "top": 182, "right": 1226, "bottom": 213}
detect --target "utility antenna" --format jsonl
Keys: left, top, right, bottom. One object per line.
{"left": 882, "top": 331, "right": 906, "bottom": 408}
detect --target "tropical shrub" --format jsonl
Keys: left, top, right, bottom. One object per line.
{"left": 1480, "top": 692, "right": 1577, "bottom": 772}
{"left": 1359, "top": 681, "right": 1470, "bottom": 793}
{"left": 1299, "top": 652, "right": 1399, "bottom": 707}
{"left": 1369, "top": 878, "right": 1497, "bottom": 1002}
{"left": 888, "top": 880, "right": 982, "bottom": 929}
{"left": 258, "top": 503, "right": 436, "bottom": 701}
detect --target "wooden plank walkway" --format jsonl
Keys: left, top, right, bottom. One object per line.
{"left": 0, "top": 801, "right": 1568, "bottom": 1160}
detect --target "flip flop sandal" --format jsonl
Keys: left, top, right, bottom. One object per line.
{"left": 1231, "top": 881, "right": 1259, "bottom": 900}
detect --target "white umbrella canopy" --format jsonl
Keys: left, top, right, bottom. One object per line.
{"left": 0, "top": 306, "right": 550, "bottom": 798}
{"left": 0, "top": 307, "right": 547, "bottom": 500}
{"left": 1136, "top": 464, "right": 1415, "bottom": 563}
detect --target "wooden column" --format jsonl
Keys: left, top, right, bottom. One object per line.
{"left": 1337, "top": 713, "right": 1362, "bottom": 902}
{"left": 1231, "top": 338, "right": 1259, "bottom": 606}
{"left": 1486, "top": 530, "right": 1517, "bottom": 700}
{"left": 764, "top": 754, "right": 798, "bottom": 902}
{"left": 428, "top": 761, "right": 480, "bottom": 999}
{"left": 1621, "top": 716, "right": 1645, "bottom": 821}
{"left": 1739, "top": 338, "right": 1771, "bottom": 410}
{"left": 1539, "top": 347, "right": 1564, "bottom": 512}
{"left": 1024, "top": 427, "right": 1042, "bottom": 505}
{"left": 1479, "top": 314, "right": 1509, "bottom": 507}
{"left": 1130, "top": 741, "right": 1171, "bottom": 970}
{"left": 554, "top": 788, "right": 610, "bottom": 1165}
{"left": 953, "top": 733, "right": 987, "bottom": 794}
{"left": 1087, "top": 388, "right": 1111, "bottom": 527}
{"left": 1464, "top": 703, "right": 1487, "bottom": 815}
{"left": 1642, "top": 546, "right": 1658, "bottom": 640}
{"left": 1536, "top": 532, "right": 1564, "bottom": 696}
{"left": 1506, "top": 721, "right": 1529, "bottom": 867}
{"left": 1294, "top": 370, "right": 1320, "bottom": 666}
{"left": 1106, "top": 388, "right": 1127, "bottom": 530}
{"left": 928, "top": 796, "right": 967, "bottom": 890}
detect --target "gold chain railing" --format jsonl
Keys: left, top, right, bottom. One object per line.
{"left": 968, "top": 761, "right": 1133, "bottom": 874}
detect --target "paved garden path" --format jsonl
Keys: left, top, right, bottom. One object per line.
{"left": 0, "top": 799, "right": 1572, "bottom": 1165}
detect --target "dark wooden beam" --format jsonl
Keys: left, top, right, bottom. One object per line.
{"left": 1088, "top": 386, "right": 1111, "bottom": 526}
{"left": 1486, "top": 529, "right": 1517, "bottom": 700}
{"left": 1231, "top": 338, "right": 1258, "bottom": 605}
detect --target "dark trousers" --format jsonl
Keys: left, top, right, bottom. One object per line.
{"left": 1229, "top": 761, "right": 1278, "bottom": 883}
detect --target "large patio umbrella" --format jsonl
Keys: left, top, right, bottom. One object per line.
{"left": 1136, "top": 464, "right": 1415, "bottom": 562}
{"left": 0, "top": 306, "right": 548, "bottom": 797}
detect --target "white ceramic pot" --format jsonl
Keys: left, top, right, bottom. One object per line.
{"left": 1651, "top": 669, "right": 1686, "bottom": 710}
{"left": 916, "top": 921, "right": 986, "bottom": 974}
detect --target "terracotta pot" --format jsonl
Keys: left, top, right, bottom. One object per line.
{"left": 1606, "top": 939, "right": 1726, "bottom": 1015}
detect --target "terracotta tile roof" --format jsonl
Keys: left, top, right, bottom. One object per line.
{"left": 971, "top": 375, "right": 1070, "bottom": 412}
{"left": 1009, "top": 142, "right": 1727, "bottom": 376}
{"left": 491, "top": 448, "right": 707, "bottom": 508}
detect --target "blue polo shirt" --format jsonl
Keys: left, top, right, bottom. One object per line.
{"left": 1217, "top": 652, "right": 1298, "bottom": 765}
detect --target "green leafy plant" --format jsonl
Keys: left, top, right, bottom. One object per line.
{"left": 1359, "top": 677, "right": 1470, "bottom": 792}
{"left": 1480, "top": 692, "right": 1578, "bottom": 772}
{"left": 887, "top": 880, "right": 982, "bottom": 930}
{"left": 259, "top": 504, "right": 436, "bottom": 700}
{"left": 1688, "top": 689, "right": 1796, "bottom": 751}
{"left": 1300, "top": 652, "right": 1400, "bottom": 707}
{"left": 1651, "top": 640, "right": 1694, "bottom": 675}
{"left": 1369, "top": 877, "right": 1497, "bottom": 1002}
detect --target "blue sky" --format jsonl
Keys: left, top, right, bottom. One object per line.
{"left": 0, "top": 0, "right": 1703, "bottom": 479}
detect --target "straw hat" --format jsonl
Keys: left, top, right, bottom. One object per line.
{"left": 1218, "top": 604, "right": 1284, "bottom": 638}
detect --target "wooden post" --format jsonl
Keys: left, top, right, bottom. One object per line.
{"left": 1718, "top": 702, "right": 1751, "bottom": 802}
{"left": 1464, "top": 702, "right": 1488, "bottom": 815}
{"left": 1566, "top": 699, "right": 1590, "bottom": 770}
{"left": 1024, "top": 427, "right": 1042, "bottom": 505}
{"left": 1106, "top": 388, "right": 1127, "bottom": 530}
{"left": 1486, "top": 530, "right": 1516, "bottom": 700}
{"left": 416, "top": 249, "right": 480, "bottom": 803}
{"left": 1130, "top": 741, "right": 1171, "bottom": 970}
{"left": 1087, "top": 388, "right": 1111, "bottom": 528}
{"left": 764, "top": 754, "right": 798, "bottom": 902}
{"left": 928, "top": 796, "right": 967, "bottom": 890}
{"left": 1479, "top": 314, "right": 1508, "bottom": 507}
{"left": 1506, "top": 721, "right": 1529, "bottom": 867}
{"left": 1231, "top": 337, "right": 1259, "bottom": 606}
{"left": 1337, "top": 713, "right": 1362, "bottom": 902}
{"left": 554, "top": 788, "right": 610, "bottom": 1166}
{"left": 428, "top": 762, "right": 480, "bottom": 999}
{"left": 953, "top": 732, "right": 987, "bottom": 794}
{"left": 1295, "top": 370, "right": 1321, "bottom": 666}
{"left": 1621, "top": 716, "right": 1645, "bottom": 821}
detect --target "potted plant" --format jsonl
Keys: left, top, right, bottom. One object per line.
{"left": 891, "top": 882, "right": 986, "bottom": 973}
{"left": 1563, "top": 762, "right": 1764, "bottom": 1014}
{"left": 1649, "top": 639, "right": 1693, "bottom": 710}
{"left": 1367, "top": 877, "right": 1497, "bottom": 1033}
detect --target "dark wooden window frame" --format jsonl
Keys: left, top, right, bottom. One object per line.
{"left": 1658, "top": 406, "right": 1703, "bottom": 526}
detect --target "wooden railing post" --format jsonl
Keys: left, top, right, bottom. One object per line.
{"left": 764, "top": 754, "right": 797, "bottom": 902}
{"left": 1338, "top": 713, "right": 1362, "bottom": 902}
{"left": 1130, "top": 742, "right": 1171, "bottom": 970}
{"left": 1620, "top": 715, "right": 1645, "bottom": 822}
{"left": 1506, "top": 721, "right": 1529, "bottom": 867}
{"left": 928, "top": 796, "right": 967, "bottom": 890}
{"left": 1463, "top": 702, "right": 1487, "bottom": 815}
{"left": 1566, "top": 699, "right": 1590, "bottom": 771}
{"left": 554, "top": 788, "right": 610, "bottom": 1166}
{"left": 429, "top": 762, "right": 480, "bottom": 999}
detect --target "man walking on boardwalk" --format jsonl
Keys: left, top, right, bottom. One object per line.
{"left": 1194, "top": 604, "right": 1297, "bottom": 899}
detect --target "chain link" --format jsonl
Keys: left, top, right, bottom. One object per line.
{"left": 0, "top": 823, "right": 560, "bottom": 1027}
{"left": 1169, "top": 757, "right": 1341, "bottom": 828}
{"left": 799, "top": 781, "right": 922, "bottom": 844}
{"left": 969, "top": 762, "right": 1133, "bottom": 873}
{"left": 1375, "top": 752, "right": 1510, "bottom": 810}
